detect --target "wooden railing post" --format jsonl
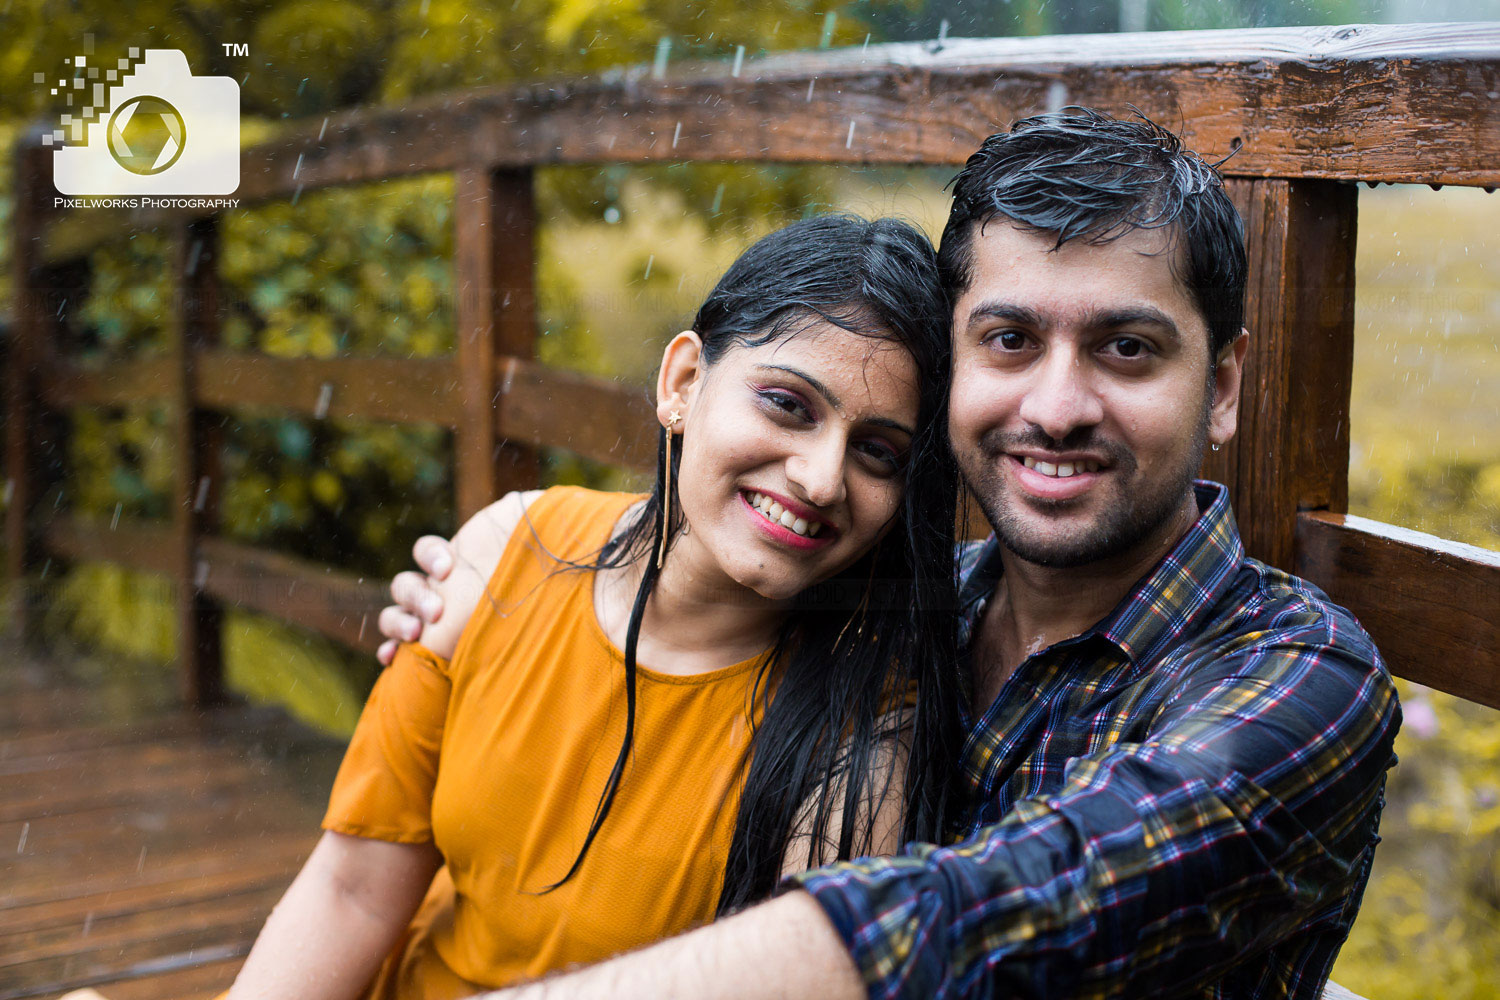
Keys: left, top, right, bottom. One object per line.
{"left": 1204, "top": 179, "right": 1359, "bottom": 569}
{"left": 5, "top": 144, "right": 46, "bottom": 637}
{"left": 453, "top": 166, "right": 540, "bottom": 521}
{"left": 171, "top": 216, "right": 224, "bottom": 705}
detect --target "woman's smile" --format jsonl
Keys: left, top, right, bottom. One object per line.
{"left": 739, "top": 489, "right": 835, "bottom": 550}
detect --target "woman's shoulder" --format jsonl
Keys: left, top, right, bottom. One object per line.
{"left": 417, "top": 487, "right": 639, "bottom": 658}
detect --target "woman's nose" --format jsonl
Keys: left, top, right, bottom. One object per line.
{"left": 785, "top": 434, "right": 847, "bottom": 508}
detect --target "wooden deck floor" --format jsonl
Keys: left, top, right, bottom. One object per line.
{"left": 1, "top": 639, "right": 344, "bottom": 999}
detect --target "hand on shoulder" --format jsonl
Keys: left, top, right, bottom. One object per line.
{"left": 378, "top": 490, "right": 542, "bottom": 662}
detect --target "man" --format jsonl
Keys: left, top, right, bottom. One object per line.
{"left": 378, "top": 109, "right": 1400, "bottom": 999}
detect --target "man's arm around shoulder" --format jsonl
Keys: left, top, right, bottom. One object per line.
{"left": 482, "top": 891, "right": 865, "bottom": 1000}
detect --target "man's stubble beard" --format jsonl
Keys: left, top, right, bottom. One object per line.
{"left": 961, "top": 407, "right": 1210, "bottom": 570}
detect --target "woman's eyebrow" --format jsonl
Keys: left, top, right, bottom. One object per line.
{"left": 753, "top": 363, "right": 914, "bottom": 437}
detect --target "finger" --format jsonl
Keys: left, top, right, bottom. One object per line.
{"left": 378, "top": 605, "right": 423, "bottom": 643}
{"left": 412, "top": 535, "right": 454, "bottom": 580}
{"left": 391, "top": 571, "right": 436, "bottom": 618}
{"left": 377, "top": 639, "right": 396, "bottom": 667}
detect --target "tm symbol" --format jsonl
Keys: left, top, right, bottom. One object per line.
{"left": 221, "top": 43, "right": 248, "bottom": 57}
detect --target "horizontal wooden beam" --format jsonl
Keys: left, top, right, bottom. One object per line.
{"left": 38, "top": 359, "right": 174, "bottom": 409}
{"left": 1295, "top": 511, "right": 1500, "bottom": 711}
{"left": 230, "top": 23, "right": 1500, "bottom": 203}
{"left": 41, "top": 517, "right": 178, "bottom": 578}
{"left": 28, "top": 23, "right": 1500, "bottom": 260}
{"left": 196, "top": 537, "right": 387, "bottom": 654}
{"left": 496, "top": 358, "right": 656, "bottom": 471}
{"left": 193, "top": 352, "right": 459, "bottom": 426}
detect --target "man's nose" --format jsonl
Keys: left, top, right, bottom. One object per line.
{"left": 1016, "top": 347, "right": 1105, "bottom": 442}
{"left": 785, "top": 432, "right": 848, "bottom": 509}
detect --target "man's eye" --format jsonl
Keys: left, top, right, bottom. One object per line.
{"left": 991, "top": 330, "right": 1027, "bottom": 351}
{"left": 1109, "top": 337, "right": 1148, "bottom": 358}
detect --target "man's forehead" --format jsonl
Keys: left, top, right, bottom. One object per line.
{"left": 957, "top": 220, "right": 1197, "bottom": 323}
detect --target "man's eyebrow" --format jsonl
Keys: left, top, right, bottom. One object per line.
{"left": 753, "top": 363, "right": 914, "bottom": 437}
{"left": 965, "top": 301, "right": 1044, "bottom": 329}
{"left": 1085, "top": 307, "right": 1182, "bottom": 344}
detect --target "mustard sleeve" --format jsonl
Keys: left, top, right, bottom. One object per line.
{"left": 322, "top": 642, "right": 451, "bottom": 844}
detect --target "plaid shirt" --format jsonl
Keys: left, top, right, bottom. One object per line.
{"left": 789, "top": 481, "right": 1401, "bottom": 1000}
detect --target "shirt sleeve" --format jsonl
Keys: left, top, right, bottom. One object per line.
{"left": 323, "top": 642, "right": 451, "bottom": 844}
{"left": 786, "top": 629, "right": 1401, "bottom": 1000}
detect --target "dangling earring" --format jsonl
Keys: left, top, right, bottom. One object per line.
{"left": 656, "top": 410, "right": 682, "bottom": 569}
{"left": 1211, "top": 442, "right": 1222, "bottom": 453}
{"left": 834, "top": 547, "right": 879, "bottom": 648}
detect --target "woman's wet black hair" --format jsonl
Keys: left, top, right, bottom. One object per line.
{"left": 938, "top": 107, "right": 1247, "bottom": 358}
{"left": 546, "top": 213, "right": 967, "bottom": 909}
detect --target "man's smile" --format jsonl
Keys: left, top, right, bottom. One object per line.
{"left": 1006, "top": 452, "right": 1108, "bottom": 502}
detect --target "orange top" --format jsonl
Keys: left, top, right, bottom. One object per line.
{"left": 323, "top": 487, "right": 770, "bottom": 999}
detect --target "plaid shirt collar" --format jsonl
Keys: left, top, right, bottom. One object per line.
{"left": 955, "top": 480, "right": 1246, "bottom": 671}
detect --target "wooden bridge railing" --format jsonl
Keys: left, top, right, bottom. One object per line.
{"left": 6, "top": 22, "right": 1500, "bottom": 712}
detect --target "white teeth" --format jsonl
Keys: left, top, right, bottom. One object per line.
{"left": 745, "top": 492, "right": 821, "bottom": 538}
{"left": 1020, "top": 457, "right": 1102, "bottom": 478}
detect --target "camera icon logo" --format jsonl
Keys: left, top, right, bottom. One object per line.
{"left": 51, "top": 48, "right": 238, "bottom": 196}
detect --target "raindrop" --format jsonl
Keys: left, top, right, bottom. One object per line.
{"left": 806, "top": 78, "right": 816, "bottom": 102}
{"left": 672, "top": 121, "right": 682, "bottom": 149}
{"left": 643, "top": 254, "right": 655, "bottom": 280}
{"left": 846, "top": 119, "right": 857, "bottom": 149}
{"left": 653, "top": 37, "right": 671, "bottom": 79}
{"left": 110, "top": 501, "right": 121, "bottom": 531}
{"left": 732, "top": 45, "right": 745, "bottom": 78}
{"left": 1047, "top": 81, "right": 1068, "bottom": 113}
{"left": 604, "top": 206, "right": 621, "bottom": 224}
{"left": 314, "top": 382, "right": 333, "bottom": 419}
{"left": 292, "top": 152, "right": 304, "bottom": 180}
{"left": 820, "top": 13, "right": 837, "bottom": 48}
{"left": 16, "top": 822, "right": 28, "bottom": 853}
{"left": 194, "top": 476, "right": 211, "bottom": 512}
{"left": 710, "top": 183, "right": 725, "bottom": 215}
{"left": 938, "top": 19, "right": 950, "bottom": 45}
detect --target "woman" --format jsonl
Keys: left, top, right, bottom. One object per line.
{"left": 227, "top": 214, "right": 966, "bottom": 999}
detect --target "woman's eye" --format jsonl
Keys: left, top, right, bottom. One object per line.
{"left": 757, "top": 388, "right": 811, "bottom": 421}
{"left": 855, "top": 439, "right": 902, "bottom": 472}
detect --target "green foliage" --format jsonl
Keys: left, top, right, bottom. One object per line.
{"left": 62, "top": 405, "right": 173, "bottom": 520}
{"left": 44, "top": 561, "right": 372, "bottom": 736}
{"left": 218, "top": 175, "right": 456, "bottom": 359}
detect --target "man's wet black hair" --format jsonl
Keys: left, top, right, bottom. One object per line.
{"left": 937, "top": 107, "right": 1247, "bottom": 357}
